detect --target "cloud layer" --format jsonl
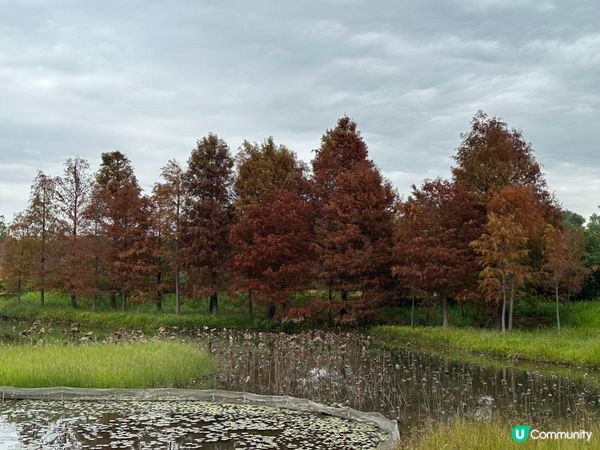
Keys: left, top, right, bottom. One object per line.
{"left": 1, "top": 0, "right": 598, "bottom": 220}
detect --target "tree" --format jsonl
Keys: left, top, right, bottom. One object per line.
{"left": 230, "top": 189, "right": 314, "bottom": 319}
{"left": 0, "top": 215, "right": 6, "bottom": 289}
{"left": 0, "top": 215, "right": 6, "bottom": 242}
{"left": 312, "top": 117, "right": 390, "bottom": 307}
{"left": 93, "top": 151, "right": 153, "bottom": 310}
{"left": 560, "top": 215, "right": 590, "bottom": 321}
{"left": 234, "top": 137, "right": 307, "bottom": 211}
{"left": 583, "top": 213, "right": 600, "bottom": 297}
{"left": 487, "top": 185, "right": 548, "bottom": 329}
{"left": 0, "top": 214, "right": 36, "bottom": 300}
{"left": 27, "top": 171, "right": 58, "bottom": 306}
{"left": 452, "top": 111, "right": 549, "bottom": 199}
{"left": 153, "top": 160, "right": 186, "bottom": 314}
{"left": 312, "top": 116, "right": 371, "bottom": 204}
{"left": 543, "top": 225, "right": 569, "bottom": 334}
{"left": 54, "top": 157, "right": 92, "bottom": 308}
{"left": 471, "top": 212, "right": 531, "bottom": 333}
{"left": 183, "top": 134, "right": 234, "bottom": 315}
{"left": 393, "top": 180, "right": 482, "bottom": 327}
{"left": 313, "top": 160, "right": 396, "bottom": 319}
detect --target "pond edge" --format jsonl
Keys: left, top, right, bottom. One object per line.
{"left": 0, "top": 387, "right": 400, "bottom": 449}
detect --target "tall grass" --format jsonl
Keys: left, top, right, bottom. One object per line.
{"left": 401, "top": 417, "right": 600, "bottom": 450}
{"left": 373, "top": 325, "right": 600, "bottom": 367}
{"left": 0, "top": 341, "right": 214, "bottom": 388}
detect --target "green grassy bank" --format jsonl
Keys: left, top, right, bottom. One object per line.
{"left": 0, "top": 291, "right": 311, "bottom": 333}
{"left": 401, "top": 418, "right": 600, "bottom": 450}
{"left": 373, "top": 324, "right": 600, "bottom": 367}
{"left": 0, "top": 340, "right": 214, "bottom": 388}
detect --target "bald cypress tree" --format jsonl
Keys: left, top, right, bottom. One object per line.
{"left": 312, "top": 117, "right": 396, "bottom": 318}
{"left": 183, "top": 134, "right": 234, "bottom": 315}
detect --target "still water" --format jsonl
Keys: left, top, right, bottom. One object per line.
{"left": 205, "top": 330, "right": 600, "bottom": 430}
{"left": 1, "top": 329, "right": 599, "bottom": 448}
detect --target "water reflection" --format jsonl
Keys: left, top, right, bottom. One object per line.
{"left": 203, "top": 330, "right": 600, "bottom": 429}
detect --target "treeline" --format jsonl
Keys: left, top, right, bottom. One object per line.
{"left": 1, "top": 112, "right": 599, "bottom": 331}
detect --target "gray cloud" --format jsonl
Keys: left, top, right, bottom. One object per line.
{"left": 0, "top": 0, "right": 598, "bottom": 221}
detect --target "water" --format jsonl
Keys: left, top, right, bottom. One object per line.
{"left": 0, "top": 400, "right": 387, "bottom": 449}
{"left": 1, "top": 329, "right": 599, "bottom": 448}
{"left": 203, "top": 330, "right": 600, "bottom": 430}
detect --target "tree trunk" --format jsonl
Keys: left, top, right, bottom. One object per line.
{"left": 567, "top": 289, "right": 572, "bottom": 328}
{"left": 71, "top": 292, "right": 77, "bottom": 309}
{"left": 247, "top": 291, "right": 253, "bottom": 320}
{"left": 328, "top": 289, "right": 332, "bottom": 301}
{"left": 40, "top": 287, "right": 45, "bottom": 306}
{"left": 555, "top": 282, "right": 561, "bottom": 335}
{"left": 17, "top": 276, "right": 21, "bottom": 302}
{"left": 442, "top": 297, "right": 449, "bottom": 328}
{"left": 341, "top": 289, "right": 348, "bottom": 301}
{"left": 156, "top": 293, "right": 162, "bottom": 312}
{"left": 209, "top": 292, "right": 218, "bottom": 315}
{"left": 175, "top": 271, "right": 181, "bottom": 315}
{"left": 268, "top": 304, "right": 275, "bottom": 320}
{"left": 410, "top": 296, "right": 415, "bottom": 328}
{"left": 501, "top": 280, "right": 507, "bottom": 334}
{"left": 156, "top": 271, "right": 162, "bottom": 312}
{"left": 110, "top": 292, "right": 117, "bottom": 309}
{"left": 92, "top": 293, "right": 97, "bottom": 311}
{"left": 122, "top": 291, "right": 127, "bottom": 311}
{"left": 508, "top": 283, "right": 514, "bottom": 331}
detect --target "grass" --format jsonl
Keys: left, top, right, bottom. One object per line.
{"left": 372, "top": 324, "right": 600, "bottom": 367}
{"left": 401, "top": 417, "right": 600, "bottom": 449}
{"left": 0, "top": 340, "right": 214, "bottom": 388}
{"left": 0, "top": 291, "right": 306, "bottom": 334}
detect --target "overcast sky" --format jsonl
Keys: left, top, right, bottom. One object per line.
{"left": 1, "top": 0, "right": 599, "bottom": 221}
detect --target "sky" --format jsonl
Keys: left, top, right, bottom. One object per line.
{"left": 1, "top": 0, "right": 599, "bottom": 222}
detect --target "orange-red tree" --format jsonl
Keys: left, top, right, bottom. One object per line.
{"left": 543, "top": 223, "right": 589, "bottom": 333}
{"left": 471, "top": 211, "right": 530, "bottom": 333}
{"left": 26, "top": 171, "right": 58, "bottom": 306}
{"left": 93, "top": 151, "right": 154, "bottom": 310}
{"left": 152, "top": 159, "right": 186, "bottom": 313}
{"left": 393, "top": 180, "right": 481, "bottom": 327}
{"left": 312, "top": 117, "right": 395, "bottom": 310}
{"left": 230, "top": 189, "right": 314, "bottom": 319}
{"left": 183, "top": 134, "right": 234, "bottom": 315}
{"left": 452, "top": 111, "right": 549, "bottom": 199}
{"left": 0, "top": 213, "right": 36, "bottom": 301}
{"left": 232, "top": 138, "right": 310, "bottom": 317}
{"left": 314, "top": 160, "right": 396, "bottom": 318}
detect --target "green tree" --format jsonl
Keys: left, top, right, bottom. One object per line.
{"left": 234, "top": 137, "right": 307, "bottom": 211}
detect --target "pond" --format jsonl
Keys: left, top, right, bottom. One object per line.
{"left": 0, "top": 399, "right": 388, "bottom": 449}
{"left": 1, "top": 329, "right": 600, "bottom": 449}
{"left": 201, "top": 330, "right": 600, "bottom": 431}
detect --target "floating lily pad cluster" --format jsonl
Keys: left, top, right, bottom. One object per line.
{"left": 0, "top": 399, "right": 388, "bottom": 449}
